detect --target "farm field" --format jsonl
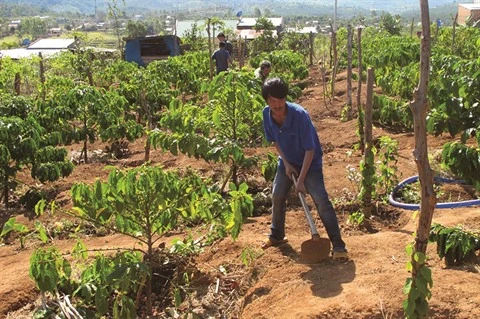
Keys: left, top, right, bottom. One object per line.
{"left": 1, "top": 65, "right": 479, "bottom": 319}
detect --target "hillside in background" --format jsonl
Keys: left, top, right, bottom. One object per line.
{"left": 0, "top": 0, "right": 473, "bottom": 17}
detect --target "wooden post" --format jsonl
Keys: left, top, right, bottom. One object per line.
{"left": 2, "top": 170, "right": 8, "bottom": 209}
{"left": 330, "top": 29, "right": 337, "bottom": 97}
{"left": 329, "top": 23, "right": 334, "bottom": 69}
{"left": 411, "top": 0, "right": 435, "bottom": 263}
{"left": 408, "top": 0, "right": 435, "bottom": 317}
{"left": 410, "top": 17, "right": 414, "bottom": 38}
{"left": 357, "top": 27, "right": 365, "bottom": 153}
{"left": 39, "top": 52, "right": 46, "bottom": 101}
{"left": 320, "top": 52, "right": 329, "bottom": 107}
{"left": 452, "top": 13, "right": 458, "bottom": 53}
{"left": 212, "top": 22, "right": 216, "bottom": 45}
{"left": 244, "top": 36, "right": 247, "bottom": 60}
{"left": 14, "top": 72, "right": 21, "bottom": 95}
{"left": 39, "top": 52, "right": 45, "bottom": 84}
{"left": 207, "top": 18, "right": 213, "bottom": 79}
{"left": 363, "top": 67, "right": 374, "bottom": 218}
{"left": 309, "top": 31, "right": 314, "bottom": 66}
{"left": 237, "top": 35, "right": 241, "bottom": 68}
{"left": 346, "top": 25, "right": 353, "bottom": 119}
{"left": 142, "top": 90, "right": 153, "bottom": 163}
{"left": 83, "top": 116, "right": 88, "bottom": 164}
{"left": 87, "top": 51, "right": 94, "bottom": 86}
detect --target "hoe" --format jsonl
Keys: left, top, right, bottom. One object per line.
{"left": 292, "top": 174, "right": 331, "bottom": 263}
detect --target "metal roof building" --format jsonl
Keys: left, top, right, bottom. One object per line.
{"left": 236, "top": 17, "right": 284, "bottom": 29}
{"left": 174, "top": 20, "right": 239, "bottom": 38}
{"left": 458, "top": 4, "right": 480, "bottom": 25}
{"left": 0, "top": 38, "right": 78, "bottom": 59}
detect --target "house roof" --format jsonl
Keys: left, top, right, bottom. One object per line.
{"left": 28, "top": 38, "right": 76, "bottom": 50}
{"left": 174, "top": 17, "right": 284, "bottom": 38}
{"left": 459, "top": 4, "right": 480, "bottom": 10}
{"left": 0, "top": 48, "right": 65, "bottom": 59}
{"left": 0, "top": 38, "right": 79, "bottom": 59}
{"left": 285, "top": 27, "right": 317, "bottom": 34}
{"left": 0, "top": 46, "right": 115, "bottom": 60}
{"left": 235, "top": 29, "right": 278, "bottom": 40}
{"left": 237, "top": 17, "right": 284, "bottom": 28}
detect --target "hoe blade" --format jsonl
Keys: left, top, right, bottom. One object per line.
{"left": 300, "top": 236, "right": 331, "bottom": 264}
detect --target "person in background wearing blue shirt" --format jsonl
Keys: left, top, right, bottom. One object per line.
{"left": 261, "top": 77, "right": 348, "bottom": 261}
{"left": 211, "top": 41, "right": 232, "bottom": 75}
{"left": 217, "top": 32, "right": 233, "bottom": 56}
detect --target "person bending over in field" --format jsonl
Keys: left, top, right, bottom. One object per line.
{"left": 254, "top": 60, "right": 272, "bottom": 84}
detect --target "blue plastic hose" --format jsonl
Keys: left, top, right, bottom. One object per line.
{"left": 388, "top": 176, "right": 480, "bottom": 210}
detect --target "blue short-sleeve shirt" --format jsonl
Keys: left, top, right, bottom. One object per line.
{"left": 263, "top": 102, "right": 323, "bottom": 171}
{"left": 211, "top": 49, "right": 230, "bottom": 73}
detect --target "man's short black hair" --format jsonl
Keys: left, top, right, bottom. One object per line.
{"left": 217, "top": 32, "right": 225, "bottom": 38}
{"left": 262, "top": 77, "right": 289, "bottom": 101}
{"left": 219, "top": 41, "right": 226, "bottom": 48}
{"left": 260, "top": 60, "right": 272, "bottom": 70}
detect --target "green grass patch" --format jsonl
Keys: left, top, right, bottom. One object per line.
{"left": 0, "top": 34, "right": 21, "bottom": 49}
{"left": 62, "top": 31, "right": 119, "bottom": 49}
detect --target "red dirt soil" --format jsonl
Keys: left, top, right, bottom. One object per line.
{"left": 1, "top": 68, "right": 479, "bottom": 319}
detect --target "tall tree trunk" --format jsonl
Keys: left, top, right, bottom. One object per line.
{"left": 408, "top": 0, "right": 436, "bottom": 317}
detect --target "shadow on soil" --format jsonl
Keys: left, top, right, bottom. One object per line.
{"left": 275, "top": 241, "right": 357, "bottom": 298}
{"left": 300, "top": 259, "right": 356, "bottom": 298}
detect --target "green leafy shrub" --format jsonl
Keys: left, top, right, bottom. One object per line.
{"left": 429, "top": 223, "right": 480, "bottom": 266}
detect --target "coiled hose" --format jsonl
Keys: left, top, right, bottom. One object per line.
{"left": 388, "top": 176, "right": 480, "bottom": 210}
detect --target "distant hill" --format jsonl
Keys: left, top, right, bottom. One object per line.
{"left": 0, "top": 0, "right": 472, "bottom": 17}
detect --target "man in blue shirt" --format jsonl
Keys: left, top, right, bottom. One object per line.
{"left": 211, "top": 41, "right": 231, "bottom": 74}
{"left": 261, "top": 77, "right": 348, "bottom": 260}
{"left": 217, "top": 32, "right": 233, "bottom": 56}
